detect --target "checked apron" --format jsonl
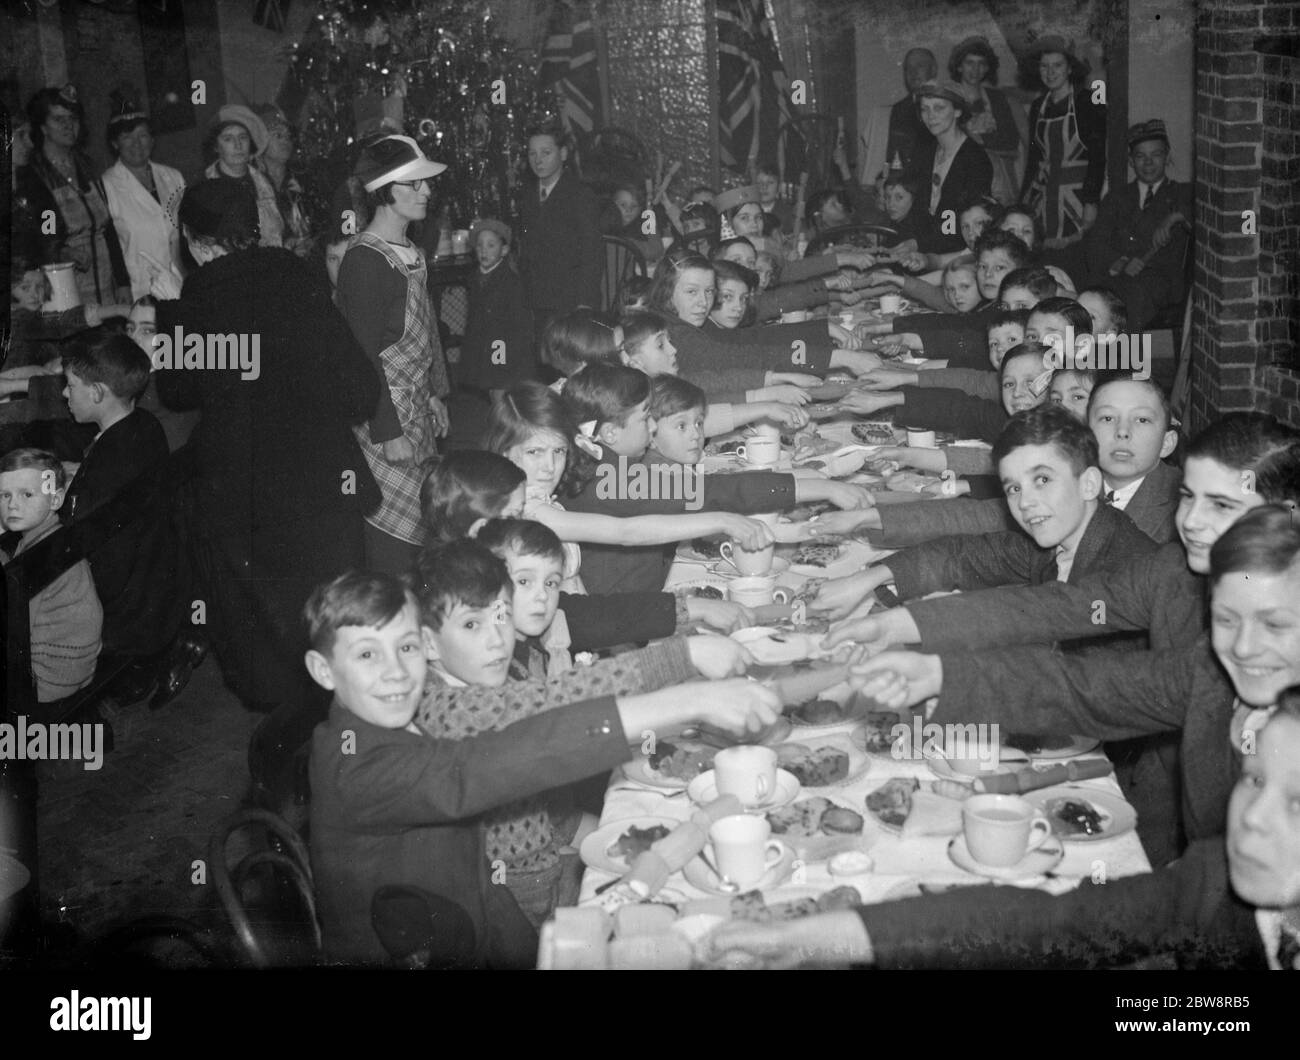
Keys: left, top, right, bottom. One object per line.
{"left": 40, "top": 156, "right": 117, "bottom": 306}
{"left": 1025, "top": 90, "right": 1091, "bottom": 242}
{"left": 351, "top": 232, "right": 448, "bottom": 545}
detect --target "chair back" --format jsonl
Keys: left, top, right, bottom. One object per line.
{"left": 805, "top": 224, "right": 900, "bottom": 257}
{"left": 600, "top": 235, "right": 647, "bottom": 313}
{"left": 208, "top": 808, "right": 320, "bottom": 967}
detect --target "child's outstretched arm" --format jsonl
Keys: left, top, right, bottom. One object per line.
{"left": 531, "top": 504, "right": 773, "bottom": 551}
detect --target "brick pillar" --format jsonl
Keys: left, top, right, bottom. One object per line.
{"left": 1191, "top": 0, "right": 1300, "bottom": 432}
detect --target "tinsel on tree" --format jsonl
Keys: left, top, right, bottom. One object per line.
{"left": 282, "top": 0, "right": 557, "bottom": 228}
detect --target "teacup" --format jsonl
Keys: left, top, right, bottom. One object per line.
{"left": 747, "top": 423, "right": 781, "bottom": 443}
{"left": 905, "top": 427, "right": 937, "bottom": 449}
{"left": 709, "top": 813, "right": 785, "bottom": 886}
{"left": 727, "top": 576, "right": 792, "bottom": 608}
{"left": 713, "top": 745, "right": 778, "bottom": 806}
{"left": 735, "top": 437, "right": 781, "bottom": 468}
{"left": 879, "top": 293, "right": 903, "bottom": 315}
{"left": 962, "top": 794, "right": 1052, "bottom": 868}
{"left": 719, "top": 539, "right": 774, "bottom": 575}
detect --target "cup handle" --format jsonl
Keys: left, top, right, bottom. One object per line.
{"left": 1026, "top": 816, "right": 1053, "bottom": 852}
{"left": 719, "top": 542, "right": 735, "bottom": 564}
{"left": 763, "top": 840, "right": 785, "bottom": 869}
{"left": 755, "top": 774, "right": 770, "bottom": 802}
{"left": 772, "top": 587, "right": 792, "bottom": 605}
{"left": 734, "top": 445, "right": 747, "bottom": 461}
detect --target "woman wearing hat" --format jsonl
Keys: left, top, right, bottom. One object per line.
{"left": 948, "top": 36, "right": 1022, "bottom": 204}
{"left": 98, "top": 96, "right": 187, "bottom": 300}
{"left": 153, "top": 178, "right": 383, "bottom": 794}
{"left": 1019, "top": 36, "right": 1107, "bottom": 250}
{"left": 14, "top": 86, "right": 130, "bottom": 306}
{"left": 251, "top": 103, "right": 313, "bottom": 255}
{"left": 201, "top": 104, "right": 283, "bottom": 247}
{"left": 902, "top": 81, "right": 993, "bottom": 254}
{"left": 335, "top": 134, "right": 453, "bottom": 574}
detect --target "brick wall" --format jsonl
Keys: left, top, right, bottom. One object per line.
{"left": 1190, "top": 0, "right": 1300, "bottom": 432}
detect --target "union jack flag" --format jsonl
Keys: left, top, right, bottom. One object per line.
{"left": 716, "top": 0, "right": 800, "bottom": 176}
{"left": 539, "top": 1, "right": 604, "bottom": 140}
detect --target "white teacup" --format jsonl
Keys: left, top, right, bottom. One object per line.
{"left": 747, "top": 423, "right": 781, "bottom": 443}
{"left": 713, "top": 745, "right": 778, "bottom": 806}
{"left": 879, "top": 293, "right": 903, "bottom": 315}
{"left": 735, "top": 437, "right": 781, "bottom": 467}
{"left": 709, "top": 813, "right": 785, "bottom": 887}
{"left": 905, "top": 427, "right": 937, "bottom": 449}
{"left": 727, "top": 576, "right": 792, "bottom": 608}
{"left": 720, "top": 539, "right": 774, "bottom": 575}
{"left": 962, "top": 794, "right": 1052, "bottom": 868}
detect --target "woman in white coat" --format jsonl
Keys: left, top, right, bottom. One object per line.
{"left": 97, "top": 99, "right": 186, "bottom": 300}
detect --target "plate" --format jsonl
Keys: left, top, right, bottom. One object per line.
{"left": 681, "top": 716, "right": 794, "bottom": 748}
{"left": 670, "top": 578, "right": 731, "bottom": 598}
{"left": 1000, "top": 734, "right": 1102, "bottom": 760}
{"left": 681, "top": 840, "right": 797, "bottom": 895}
{"left": 687, "top": 769, "right": 801, "bottom": 811}
{"left": 708, "top": 557, "right": 792, "bottom": 579}
{"left": 622, "top": 751, "right": 700, "bottom": 790}
{"left": 788, "top": 690, "right": 868, "bottom": 731}
{"left": 924, "top": 745, "right": 1029, "bottom": 783}
{"left": 946, "top": 833, "right": 1065, "bottom": 881}
{"left": 579, "top": 816, "right": 682, "bottom": 874}
{"left": 729, "top": 626, "right": 826, "bottom": 666}
{"left": 775, "top": 732, "right": 872, "bottom": 790}
{"left": 782, "top": 538, "right": 877, "bottom": 578}
{"left": 1024, "top": 786, "right": 1137, "bottom": 843}
{"left": 675, "top": 541, "right": 721, "bottom": 564}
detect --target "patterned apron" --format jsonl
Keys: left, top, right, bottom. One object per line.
{"left": 44, "top": 158, "right": 116, "bottom": 305}
{"left": 1026, "top": 90, "right": 1090, "bottom": 241}
{"left": 351, "top": 232, "right": 448, "bottom": 544}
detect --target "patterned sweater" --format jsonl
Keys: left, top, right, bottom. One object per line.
{"left": 415, "top": 637, "right": 695, "bottom": 877}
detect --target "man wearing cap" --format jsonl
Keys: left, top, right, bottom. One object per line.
{"left": 886, "top": 49, "right": 939, "bottom": 173}
{"left": 202, "top": 103, "right": 283, "bottom": 247}
{"left": 1084, "top": 120, "right": 1192, "bottom": 329}
{"left": 335, "top": 134, "right": 452, "bottom": 574}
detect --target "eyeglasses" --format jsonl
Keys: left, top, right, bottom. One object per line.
{"left": 392, "top": 179, "right": 429, "bottom": 189}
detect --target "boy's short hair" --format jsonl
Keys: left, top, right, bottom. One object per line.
{"left": 755, "top": 161, "right": 780, "bottom": 181}
{"left": 562, "top": 362, "right": 651, "bottom": 431}
{"left": 941, "top": 257, "right": 977, "bottom": 281}
{"left": 1086, "top": 374, "right": 1173, "bottom": 432}
{"left": 420, "top": 450, "right": 526, "bottom": 545}
{"left": 1031, "top": 296, "right": 1094, "bottom": 335}
{"left": 525, "top": 116, "right": 570, "bottom": 151}
{"left": 987, "top": 307, "right": 1031, "bottom": 333}
{"left": 993, "top": 403, "right": 1100, "bottom": 477}
{"left": 649, "top": 374, "right": 707, "bottom": 421}
{"left": 539, "top": 308, "right": 620, "bottom": 376}
{"left": 414, "top": 539, "right": 512, "bottom": 631}
{"left": 619, "top": 309, "right": 673, "bottom": 355}
{"left": 999, "top": 265, "right": 1057, "bottom": 301}
{"left": 754, "top": 249, "right": 783, "bottom": 283}
{"left": 1209, "top": 505, "right": 1300, "bottom": 587}
{"left": 0, "top": 446, "right": 66, "bottom": 490}
{"left": 710, "top": 258, "right": 758, "bottom": 293}
{"left": 1079, "top": 285, "right": 1129, "bottom": 332}
{"left": 713, "top": 236, "right": 755, "bottom": 260}
{"left": 63, "top": 328, "right": 151, "bottom": 402}
{"left": 973, "top": 229, "right": 1031, "bottom": 267}
{"left": 1000, "top": 340, "right": 1054, "bottom": 377}
{"left": 807, "top": 188, "right": 848, "bottom": 222}
{"left": 475, "top": 517, "right": 565, "bottom": 566}
{"left": 304, "top": 570, "right": 415, "bottom": 655}
{"left": 883, "top": 172, "right": 924, "bottom": 201}
{"left": 1186, "top": 413, "right": 1300, "bottom": 506}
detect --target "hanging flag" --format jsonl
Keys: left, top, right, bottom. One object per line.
{"left": 253, "top": 0, "right": 291, "bottom": 33}
{"left": 716, "top": 0, "right": 802, "bottom": 177}
{"left": 539, "top": 1, "right": 605, "bottom": 140}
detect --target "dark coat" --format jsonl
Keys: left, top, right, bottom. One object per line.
{"left": 154, "top": 247, "right": 381, "bottom": 534}
{"left": 459, "top": 262, "right": 535, "bottom": 390}
{"left": 309, "top": 696, "right": 629, "bottom": 966}
{"left": 896, "top": 385, "right": 1007, "bottom": 444}
{"left": 859, "top": 838, "right": 1264, "bottom": 969}
{"left": 885, "top": 94, "right": 929, "bottom": 173}
{"left": 518, "top": 169, "right": 604, "bottom": 317}
{"left": 560, "top": 590, "right": 678, "bottom": 652}
{"left": 903, "top": 136, "right": 993, "bottom": 253}
{"left": 62, "top": 408, "right": 183, "bottom": 656}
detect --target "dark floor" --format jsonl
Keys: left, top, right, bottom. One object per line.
{"left": 32, "top": 656, "right": 262, "bottom": 957}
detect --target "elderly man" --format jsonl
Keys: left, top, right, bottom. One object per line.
{"left": 885, "top": 49, "right": 939, "bottom": 173}
{"left": 1083, "top": 119, "right": 1193, "bottom": 329}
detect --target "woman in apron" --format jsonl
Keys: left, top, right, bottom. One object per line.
{"left": 1020, "top": 36, "right": 1107, "bottom": 252}
{"left": 16, "top": 86, "right": 128, "bottom": 307}
{"left": 336, "top": 135, "right": 452, "bottom": 575}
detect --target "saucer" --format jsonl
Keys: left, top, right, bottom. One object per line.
{"left": 686, "top": 769, "right": 801, "bottom": 811}
{"left": 924, "top": 745, "right": 1029, "bottom": 782}
{"left": 580, "top": 816, "right": 683, "bottom": 874}
{"left": 946, "top": 833, "right": 1065, "bottom": 881}
{"left": 682, "top": 839, "right": 796, "bottom": 895}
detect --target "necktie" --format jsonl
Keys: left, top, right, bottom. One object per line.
{"left": 1104, "top": 490, "right": 1116, "bottom": 505}
{"left": 1140, "top": 183, "right": 1154, "bottom": 209}
{"left": 540, "top": 184, "right": 550, "bottom": 204}
{"left": 1278, "top": 926, "right": 1300, "bottom": 970}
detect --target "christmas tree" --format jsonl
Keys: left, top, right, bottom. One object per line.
{"left": 282, "top": 0, "right": 556, "bottom": 229}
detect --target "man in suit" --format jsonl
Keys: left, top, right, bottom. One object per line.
{"left": 1084, "top": 120, "right": 1193, "bottom": 328}
{"left": 518, "top": 121, "right": 604, "bottom": 338}
{"left": 885, "top": 48, "right": 938, "bottom": 174}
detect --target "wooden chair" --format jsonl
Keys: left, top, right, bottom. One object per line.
{"left": 600, "top": 235, "right": 647, "bottom": 313}
{"left": 208, "top": 808, "right": 320, "bottom": 968}
{"left": 804, "top": 224, "right": 901, "bottom": 257}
